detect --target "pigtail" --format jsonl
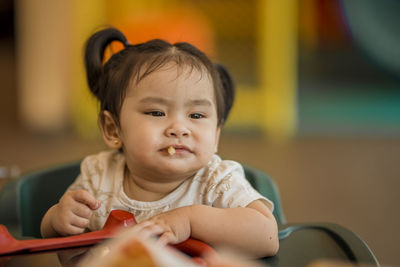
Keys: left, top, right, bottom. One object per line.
{"left": 84, "top": 28, "right": 129, "bottom": 100}
{"left": 215, "top": 63, "right": 235, "bottom": 124}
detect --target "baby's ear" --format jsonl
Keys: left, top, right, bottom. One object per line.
{"left": 100, "top": 111, "right": 123, "bottom": 149}
{"left": 215, "top": 63, "right": 235, "bottom": 124}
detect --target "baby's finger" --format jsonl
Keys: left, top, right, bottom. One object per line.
{"left": 134, "top": 220, "right": 156, "bottom": 230}
{"left": 56, "top": 221, "right": 86, "bottom": 237}
{"left": 71, "top": 203, "right": 93, "bottom": 219}
{"left": 144, "top": 222, "right": 165, "bottom": 234}
{"left": 157, "top": 231, "right": 175, "bottom": 246}
{"left": 64, "top": 224, "right": 87, "bottom": 236}
{"left": 133, "top": 221, "right": 165, "bottom": 238}
{"left": 72, "top": 190, "right": 101, "bottom": 210}
{"left": 70, "top": 215, "right": 90, "bottom": 229}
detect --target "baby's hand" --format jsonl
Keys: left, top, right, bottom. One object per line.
{"left": 51, "top": 190, "right": 101, "bottom": 236}
{"left": 136, "top": 207, "right": 192, "bottom": 245}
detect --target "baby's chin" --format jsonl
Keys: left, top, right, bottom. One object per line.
{"left": 155, "top": 164, "right": 200, "bottom": 179}
{"left": 145, "top": 161, "right": 201, "bottom": 179}
{"left": 130, "top": 155, "right": 209, "bottom": 179}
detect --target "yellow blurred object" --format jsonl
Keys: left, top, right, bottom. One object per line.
{"left": 258, "top": 0, "right": 298, "bottom": 139}
{"left": 70, "top": 0, "right": 107, "bottom": 139}
{"left": 226, "top": 85, "right": 264, "bottom": 129}
{"left": 222, "top": 0, "right": 299, "bottom": 140}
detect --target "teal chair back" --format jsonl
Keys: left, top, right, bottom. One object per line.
{"left": 0, "top": 161, "right": 80, "bottom": 238}
{"left": 0, "top": 161, "right": 285, "bottom": 238}
{"left": 242, "top": 165, "right": 285, "bottom": 225}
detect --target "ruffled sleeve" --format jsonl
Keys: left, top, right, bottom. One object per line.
{"left": 204, "top": 157, "right": 274, "bottom": 211}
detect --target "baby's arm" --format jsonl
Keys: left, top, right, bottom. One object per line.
{"left": 40, "top": 190, "right": 101, "bottom": 238}
{"left": 191, "top": 201, "right": 279, "bottom": 257}
{"left": 141, "top": 200, "right": 279, "bottom": 258}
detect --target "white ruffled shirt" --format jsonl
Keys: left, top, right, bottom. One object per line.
{"left": 68, "top": 150, "right": 273, "bottom": 231}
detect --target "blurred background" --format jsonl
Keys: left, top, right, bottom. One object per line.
{"left": 1, "top": 0, "right": 399, "bottom": 265}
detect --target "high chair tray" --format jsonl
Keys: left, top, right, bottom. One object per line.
{"left": 0, "top": 210, "right": 213, "bottom": 258}
{"left": 0, "top": 221, "right": 378, "bottom": 267}
{"left": 262, "top": 223, "right": 379, "bottom": 267}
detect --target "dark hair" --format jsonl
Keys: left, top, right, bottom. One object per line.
{"left": 84, "top": 27, "right": 235, "bottom": 126}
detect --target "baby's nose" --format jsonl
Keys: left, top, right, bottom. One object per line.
{"left": 165, "top": 123, "right": 190, "bottom": 137}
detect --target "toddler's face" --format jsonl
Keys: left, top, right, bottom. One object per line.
{"left": 118, "top": 64, "right": 220, "bottom": 182}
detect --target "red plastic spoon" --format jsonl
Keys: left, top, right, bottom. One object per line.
{"left": 0, "top": 210, "right": 214, "bottom": 257}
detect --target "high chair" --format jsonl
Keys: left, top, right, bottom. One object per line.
{"left": 0, "top": 161, "right": 379, "bottom": 266}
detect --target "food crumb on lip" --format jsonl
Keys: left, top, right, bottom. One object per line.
{"left": 167, "top": 146, "right": 176, "bottom": 155}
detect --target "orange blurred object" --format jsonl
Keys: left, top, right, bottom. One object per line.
{"left": 104, "top": 7, "right": 215, "bottom": 62}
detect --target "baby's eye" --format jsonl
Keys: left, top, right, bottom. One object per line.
{"left": 189, "top": 113, "right": 205, "bottom": 119}
{"left": 145, "top": 111, "right": 165, "bottom": 117}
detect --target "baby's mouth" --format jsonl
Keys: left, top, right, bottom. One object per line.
{"left": 164, "top": 145, "right": 192, "bottom": 155}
